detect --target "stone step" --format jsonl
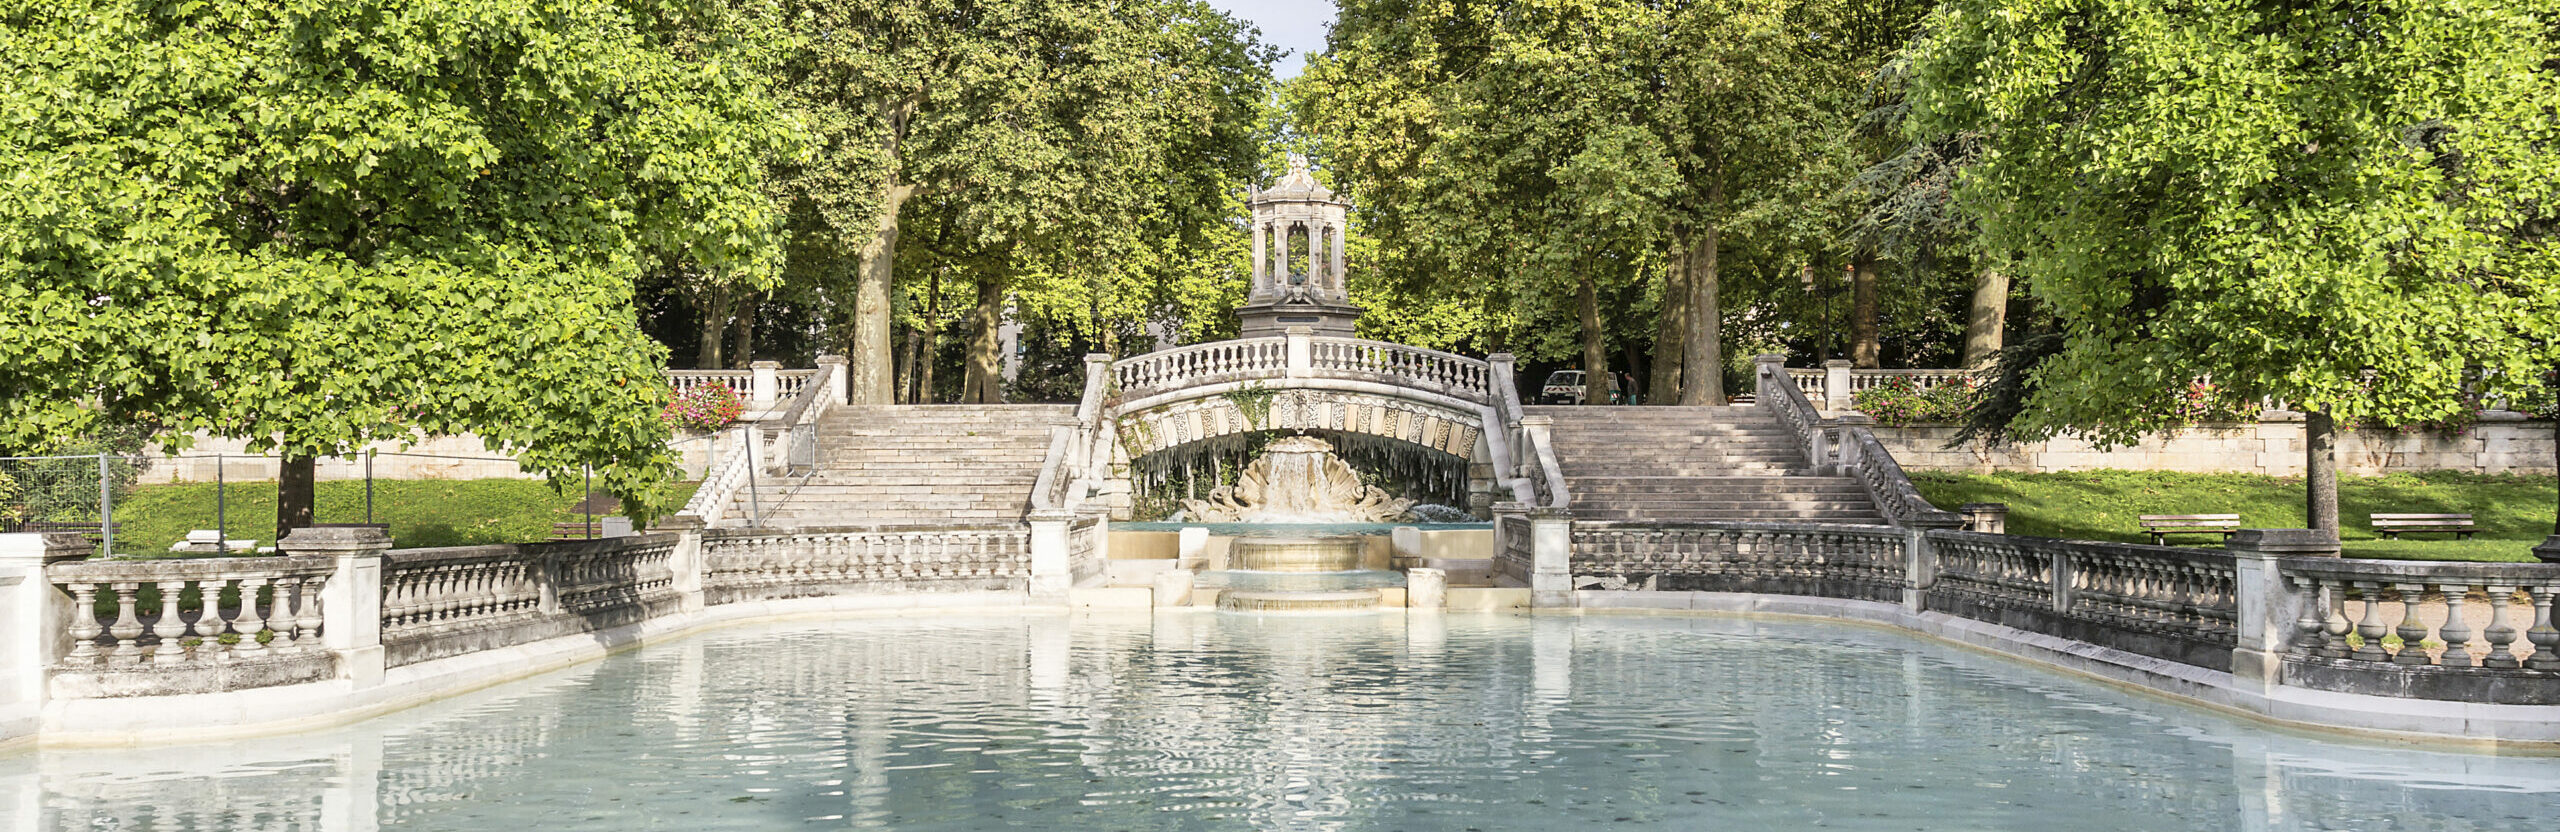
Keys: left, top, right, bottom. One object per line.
{"left": 1558, "top": 465, "right": 1821, "bottom": 477}
{"left": 1573, "top": 510, "right": 1889, "bottom": 523}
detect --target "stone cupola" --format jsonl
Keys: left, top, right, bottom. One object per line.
{"left": 1238, "top": 154, "right": 1362, "bottom": 337}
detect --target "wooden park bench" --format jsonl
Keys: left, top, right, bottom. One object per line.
{"left": 2139, "top": 514, "right": 2242, "bottom": 545}
{"left": 552, "top": 520, "right": 601, "bottom": 541}
{"left": 2371, "top": 513, "right": 2477, "bottom": 540}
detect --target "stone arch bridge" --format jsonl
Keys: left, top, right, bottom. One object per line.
{"left": 1042, "top": 329, "right": 1566, "bottom": 519}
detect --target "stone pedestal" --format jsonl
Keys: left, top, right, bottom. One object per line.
{"left": 283, "top": 526, "right": 391, "bottom": 688}
{"left": 1406, "top": 568, "right": 1447, "bottom": 611}
{"left": 1152, "top": 569, "right": 1195, "bottom": 609}
{"left": 1529, "top": 508, "right": 1575, "bottom": 608}
{"left": 2227, "top": 529, "right": 2338, "bottom": 694}
{"left": 1238, "top": 299, "right": 1361, "bottom": 339}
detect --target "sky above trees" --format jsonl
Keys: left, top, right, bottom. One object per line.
{"left": 1206, "top": 0, "right": 1333, "bottom": 79}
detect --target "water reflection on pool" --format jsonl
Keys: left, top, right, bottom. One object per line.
{"left": 5, "top": 612, "right": 2554, "bottom": 831}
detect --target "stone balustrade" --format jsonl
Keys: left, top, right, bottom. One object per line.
{"left": 1108, "top": 334, "right": 1495, "bottom": 409}
{"left": 699, "top": 525, "right": 1032, "bottom": 604}
{"left": 1754, "top": 355, "right": 1963, "bottom": 530}
{"left": 2278, "top": 558, "right": 2560, "bottom": 704}
{"left": 1569, "top": 521, "right": 1908, "bottom": 603}
{"left": 1305, "top": 339, "right": 1491, "bottom": 399}
{"left": 1930, "top": 530, "right": 2238, "bottom": 669}
{"left": 47, "top": 555, "right": 338, "bottom": 698}
{"left": 1112, "top": 337, "right": 1290, "bottom": 401}
{"left": 381, "top": 536, "right": 682, "bottom": 668}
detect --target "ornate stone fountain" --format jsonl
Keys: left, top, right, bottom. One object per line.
{"left": 1178, "top": 435, "right": 1413, "bottom": 524}
{"left": 1183, "top": 436, "right": 1403, "bottom": 612}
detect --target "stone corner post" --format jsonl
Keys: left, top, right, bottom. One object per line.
{"left": 1283, "top": 326, "right": 1314, "bottom": 376}
{"left": 748, "top": 360, "right": 782, "bottom": 411}
{"left": 650, "top": 515, "right": 709, "bottom": 613}
{"left": 2226, "top": 529, "right": 2337, "bottom": 695}
{"left": 1751, "top": 353, "right": 1788, "bottom": 401}
{"left": 0, "top": 534, "right": 89, "bottom": 714}
{"left": 814, "top": 354, "right": 849, "bottom": 405}
{"left": 283, "top": 526, "right": 392, "bottom": 688}
{"left": 1529, "top": 506, "right": 1575, "bottom": 608}
{"left": 1027, "top": 509, "right": 1076, "bottom": 603}
{"left": 1959, "top": 503, "right": 2009, "bottom": 534}
{"left": 1823, "top": 359, "right": 1854, "bottom": 412}
{"left": 1902, "top": 527, "right": 1938, "bottom": 613}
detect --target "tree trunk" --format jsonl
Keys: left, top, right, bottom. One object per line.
{"left": 918, "top": 268, "right": 942, "bottom": 404}
{"left": 695, "top": 286, "right": 729, "bottom": 369}
{"left": 727, "top": 291, "right": 757, "bottom": 369}
{"left": 1578, "top": 270, "right": 1613, "bottom": 405}
{"left": 2305, "top": 410, "right": 2340, "bottom": 534}
{"left": 1678, "top": 223, "right": 1724, "bottom": 405}
{"left": 1961, "top": 267, "right": 2010, "bottom": 369}
{"left": 1849, "top": 253, "right": 1880, "bottom": 369}
{"left": 851, "top": 185, "right": 916, "bottom": 404}
{"left": 275, "top": 454, "right": 315, "bottom": 543}
{"left": 1649, "top": 239, "right": 1687, "bottom": 406}
{"left": 898, "top": 325, "right": 922, "bottom": 404}
{"left": 962, "top": 273, "right": 1005, "bottom": 404}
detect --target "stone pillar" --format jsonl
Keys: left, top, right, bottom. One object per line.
{"left": 1284, "top": 326, "right": 1313, "bottom": 375}
{"left": 2228, "top": 529, "right": 2338, "bottom": 694}
{"left": 1152, "top": 569, "right": 1194, "bottom": 608}
{"left": 1250, "top": 219, "right": 1268, "bottom": 297}
{"left": 816, "top": 354, "right": 849, "bottom": 405}
{"left": 652, "top": 515, "right": 708, "bottom": 614}
{"left": 0, "top": 534, "right": 87, "bottom": 717}
{"left": 284, "top": 526, "right": 390, "bottom": 688}
{"left": 1960, "top": 503, "right": 2009, "bottom": 534}
{"left": 1752, "top": 353, "right": 1788, "bottom": 402}
{"left": 1823, "top": 359, "right": 1854, "bottom": 412}
{"left": 1176, "top": 526, "right": 1210, "bottom": 571}
{"left": 1329, "top": 221, "right": 1347, "bottom": 296}
{"left": 1390, "top": 525, "right": 1423, "bottom": 569}
{"left": 749, "top": 360, "right": 782, "bottom": 411}
{"left": 1406, "top": 567, "right": 1447, "bottom": 611}
{"left": 1027, "top": 509, "right": 1074, "bottom": 602}
{"left": 1530, "top": 506, "right": 1575, "bottom": 608}
{"left": 1902, "top": 527, "right": 1936, "bottom": 613}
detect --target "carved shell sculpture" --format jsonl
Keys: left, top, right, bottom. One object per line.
{"left": 1179, "top": 436, "right": 1414, "bottom": 523}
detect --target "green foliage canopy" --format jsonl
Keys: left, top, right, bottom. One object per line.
{"left": 0, "top": 0, "right": 797, "bottom": 516}
{"left": 1910, "top": 0, "right": 2560, "bottom": 446}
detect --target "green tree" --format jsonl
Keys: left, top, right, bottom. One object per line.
{"left": 1911, "top": 0, "right": 2560, "bottom": 532}
{"left": 758, "top": 0, "right": 1271, "bottom": 404}
{"left": 0, "top": 0, "right": 795, "bottom": 537}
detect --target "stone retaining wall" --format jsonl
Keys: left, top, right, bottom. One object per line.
{"left": 1873, "top": 414, "right": 2556, "bottom": 476}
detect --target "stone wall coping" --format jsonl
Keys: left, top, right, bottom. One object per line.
{"left": 2227, "top": 528, "right": 2340, "bottom": 557}
{"left": 700, "top": 524, "right": 1028, "bottom": 538}
{"left": 2278, "top": 556, "right": 2560, "bottom": 583}
{"left": 278, "top": 525, "right": 391, "bottom": 555}
{"left": 382, "top": 534, "right": 681, "bottom": 565}
{"left": 48, "top": 554, "right": 333, "bottom": 582}
{"left": 1927, "top": 528, "right": 2237, "bottom": 566}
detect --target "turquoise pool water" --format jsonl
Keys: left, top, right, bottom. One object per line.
{"left": 6, "top": 613, "right": 2553, "bottom": 830}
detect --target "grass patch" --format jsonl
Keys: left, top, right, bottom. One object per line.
{"left": 1910, "top": 469, "right": 2554, "bottom": 563}
{"left": 109, "top": 479, "right": 700, "bottom": 556}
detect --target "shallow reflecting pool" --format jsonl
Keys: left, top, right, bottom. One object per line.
{"left": 5, "top": 612, "right": 2554, "bottom": 830}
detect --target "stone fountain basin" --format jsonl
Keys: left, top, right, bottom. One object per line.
{"left": 1228, "top": 536, "right": 1367, "bottom": 573}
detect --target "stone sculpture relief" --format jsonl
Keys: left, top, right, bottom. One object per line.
{"left": 1179, "top": 435, "right": 1415, "bottom": 523}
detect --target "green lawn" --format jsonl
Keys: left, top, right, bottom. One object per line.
{"left": 1910, "top": 469, "right": 2555, "bottom": 563}
{"left": 108, "top": 478, "right": 699, "bottom": 557}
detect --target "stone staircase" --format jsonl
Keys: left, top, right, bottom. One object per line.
{"left": 1528, "top": 405, "right": 1886, "bottom": 525}
{"left": 739, "top": 405, "right": 1071, "bottom": 526}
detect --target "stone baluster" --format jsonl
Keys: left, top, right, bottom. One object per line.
{"left": 2289, "top": 577, "right": 2327, "bottom": 657}
{"left": 2320, "top": 581, "right": 2353, "bottom": 658}
{"left": 2525, "top": 585, "right": 2560, "bottom": 672}
{"left": 293, "top": 575, "right": 327, "bottom": 655}
{"left": 233, "top": 577, "right": 268, "bottom": 653}
{"left": 2482, "top": 584, "right": 2519, "bottom": 669}
{"left": 65, "top": 583, "right": 102, "bottom": 662}
{"left": 2391, "top": 583, "right": 2432, "bottom": 665}
{"left": 2439, "top": 585, "right": 2475, "bottom": 667}
{"left": 106, "top": 582, "right": 144, "bottom": 663}
{"left": 2350, "top": 582, "right": 2390, "bottom": 661}
{"left": 149, "top": 580, "right": 190, "bottom": 660}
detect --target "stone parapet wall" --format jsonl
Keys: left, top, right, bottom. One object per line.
{"left": 1873, "top": 415, "right": 2556, "bottom": 476}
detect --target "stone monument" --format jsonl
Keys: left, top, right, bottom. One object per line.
{"left": 1238, "top": 154, "right": 1361, "bottom": 337}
